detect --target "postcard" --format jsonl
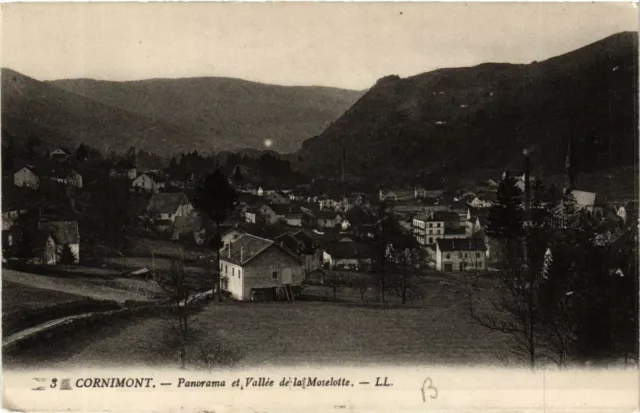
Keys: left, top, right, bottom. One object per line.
{"left": 1, "top": 2, "right": 638, "bottom": 412}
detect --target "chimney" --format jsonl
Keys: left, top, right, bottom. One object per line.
{"left": 523, "top": 149, "right": 531, "bottom": 213}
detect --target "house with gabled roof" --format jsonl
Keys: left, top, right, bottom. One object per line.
{"left": 132, "top": 172, "right": 165, "bottom": 193}
{"left": 322, "top": 240, "right": 372, "bottom": 271}
{"left": 316, "top": 210, "right": 343, "bottom": 228}
{"left": 219, "top": 233, "right": 303, "bottom": 301}
{"left": 147, "top": 192, "right": 194, "bottom": 223}
{"left": 270, "top": 204, "right": 303, "bottom": 227}
{"left": 469, "top": 192, "right": 497, "bottom": 208}
{"left": 275, "top": 231, "right": 320, "bottom": 277}
{"left": 50, "top": 148, "right": 70, "bottom": 161}
{"left": 44, "top": 165, "right": 83, "bottom": 188}
{"left": 14, "top": 166, "right": 40, "bottom": 189}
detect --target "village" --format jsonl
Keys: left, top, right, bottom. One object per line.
{"left": 2, "top": 136, "right": 637, "bottom": 369}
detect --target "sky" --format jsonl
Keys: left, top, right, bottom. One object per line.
{"left": 1, "top": 2, "right": 637, "bottom": 90}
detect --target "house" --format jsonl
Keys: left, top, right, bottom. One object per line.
{"left": 614, "top": 201, "right": 638, "bottom": 224}
{"left": 415, "top": 187, "right": 444, "bottom": 199}
{"left": 50, "top": 148, "right": 69, "bottom": 161}
{"left": 379, "top": 189, "right": 398, "bottom": 202}
{"left": 132, "top": 172, "right": 165, "bottom": 193}
{"left": 35, "top": 221, "right": 80, "bottom": 264}
{"left": 244, "top": 207, "right": 260, "bottom": 224}
{"left": 147, "top": 193, "right": 194, "bottom": 223}
{"left": 109, "top": 160, "right": 137, "bottom": 180}
{"left": 435, "top": 238, "right": 487, "bottom": 272}
{"left": 469, "top": 192, "right": 497, "bottom": 208}
{"left": 450, "top": 200, "right": 472, "bottom": 222}
{"left": 275, "top": 231, "right": 320, "bottom": 278}
{"left": 258, "top": 204, "right": 280, "bottom": 225}
{"left": 171, "top": 215, "right": 204, "bottom": 243}
{"left": 317, "top": 196, "right": 334, "bottom": 211}
{"left": 218, "top": 233, "right": 303, "bottom": 301}
{"left": 14, "top": 166, "right": 39, "bottom": 189}
{"left": 570, "top": 190, "right": 606, "bottom": 219}
{"left": 441, "top": 227, "right": 468, "bottom": 240}
{"left": 316, "top": 211, "right": 342, "bottom": 228}
{"left": 270, "top": 204, "right": 304, "bottom": 227}
{"left": 322, "top": 241, "right": 372, "bottom": 271}
{"left": 412, "top": 211, "right": 444, "bottom": 246}
{"left": 45, "top": 166, "right": 83, "bottom": 188}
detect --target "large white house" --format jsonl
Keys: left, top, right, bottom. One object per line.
{"left": 435, "top": 238, "right": 487, "bottom": 273}
{"left": 219, "top": 234, "right": 303, "bottom": 301}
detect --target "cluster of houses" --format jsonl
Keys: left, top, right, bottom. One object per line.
{"left": 3, "top": 144, "right": 637, "bottom": 303}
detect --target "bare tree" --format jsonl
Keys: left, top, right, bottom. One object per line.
{"left": 155, "top": 260, "right": 195, "bottom": 369}
{"left": 387, "top": 242, "right": 427, "bottom": 305}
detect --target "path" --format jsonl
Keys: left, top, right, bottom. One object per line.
{"left": 3, "top": 312, "right": 98, "bottom": 348}
{"left": 2, "top": 269, "right": 156, "bottom": 303}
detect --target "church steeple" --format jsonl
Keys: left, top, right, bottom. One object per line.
{"left": 564, "top": 138, "right": 575, "bottom": 193}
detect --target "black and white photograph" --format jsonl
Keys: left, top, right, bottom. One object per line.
{"left": 1, "top": 2, "right": 638, "bottom": 397}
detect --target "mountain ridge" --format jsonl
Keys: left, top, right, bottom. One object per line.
{"left": 1, "top": 69, "right": 364, "bottom": 155}
{"left": 296, "top": 31, "right": 638, "bottom": 184}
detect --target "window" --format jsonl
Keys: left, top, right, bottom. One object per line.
{"left": 272, "top": 271, "right": 278, "bottom": 281}
{"left": 232, "top": 268, "right": 235, "bottom": 277}
{"left": 428, "top": 237, "right": 432, "bottom": 244}
{"left": 225, "top": 265, "right": 228, "bottom": 274}
{"left": 476, "top": 252, "right": 481, "bottom": 258}
{"left": 445, "top": 253, "right": 450, "bottom": 259}
{"left": 437, "top": 223, "right": 441, "bottom": 227}
{"left": 238, "top": 270, "right": 242, "bottom": 279}
{"left": 463, "top": 253, "right": 467, "bottom": 258}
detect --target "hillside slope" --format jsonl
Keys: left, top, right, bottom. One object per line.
{"left": 47, "top": 77, "right": 363, "bottom": 153}
{"left": 297, "top": 32, "right": 638, "bottom": 184}
{"left": 2, "top": 69, "right": 198, "bottom": 155}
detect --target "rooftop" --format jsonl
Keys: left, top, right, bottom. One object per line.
{"left": 147, "top": 193, "right": 191, "bottom": 215}
{"left": 220, "top": 233, "right": 300, "bottom": 266}
{"left": 436, "top": 238, "right": 487, "bottom": 252}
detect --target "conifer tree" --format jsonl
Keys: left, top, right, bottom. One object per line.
{"left": 58, "top": 243, "right": 77, "bottom": 265}
{"left": 485, "top": 171, "right": 523, "bottom": 240}
{"left": 193, "top": 169, "right": 238, "bottom": 300}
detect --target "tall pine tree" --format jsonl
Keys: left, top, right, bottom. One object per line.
{"left": 193, "top": 169, "right": 238, "bottom": 301}
{"left": 485, "top": 171, "right": 523, "bottom": 240}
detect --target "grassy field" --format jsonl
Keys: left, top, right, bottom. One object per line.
{"left": 2, "top": 280, "right": 87, "bottom": 313}
{"left": 4, "top": 274, "right": 514, "bottom": 369}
